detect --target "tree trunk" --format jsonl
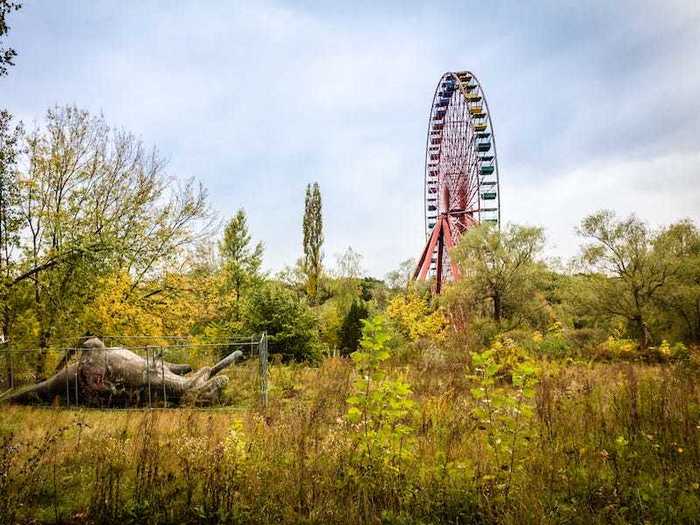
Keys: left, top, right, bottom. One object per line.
{"left": 633, "top": 315, "right": 652, "bottom": 350}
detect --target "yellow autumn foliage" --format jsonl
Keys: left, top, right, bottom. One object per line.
{"left": 81, "top": 270, "right": 227, "bottom": 341}
{"left": 83, "top": 271, "right": 163, "bottom": 337}
{"left": 386, "top": 291, "right": 446, "bottom": 344}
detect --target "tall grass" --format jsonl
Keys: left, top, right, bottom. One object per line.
{"left": 1, "top": 354, "right": 699, "bottom": 524}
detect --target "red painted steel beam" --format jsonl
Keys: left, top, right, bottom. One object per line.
{"left": 414, "top": 216, "right": 443, "bottom": 280}
{"left": 435, "top": 222, "right": 445, "bottom": 293}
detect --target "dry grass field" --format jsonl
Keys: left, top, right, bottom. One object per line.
{"left": 2, "top": 350, "right": 699, "bottom": 525}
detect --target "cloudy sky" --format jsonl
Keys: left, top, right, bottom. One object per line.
{"left": 2, "top": 1, "right": 699, "bottom": 277}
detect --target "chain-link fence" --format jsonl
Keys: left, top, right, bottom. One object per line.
{"left": 0, "top": 334, "right": 269, "bottom": 409}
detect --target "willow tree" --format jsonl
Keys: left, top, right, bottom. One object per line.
{"left": 653, "top": 220, "right": 700, "bottom": 343}
{"left": 577, "top": 211, "right": 688, "bottom": 348}
{"left": 303, "top": 182, "right": 323, "bottom": 303}
{"left": 450, "top": 223, "right": 545, "bottom": 324}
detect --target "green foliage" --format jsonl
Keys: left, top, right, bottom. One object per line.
{"left": 656, "top": 339, "right": 689, "bottom": 361}
{"left": 346, "top": 316, "right": 416, "bottom": 485}
{"left": 576, "top": 210, "right": 689, "bottom": 348}
{"left": 531, "top": 323, "right": 571, "bottom": 358}
{"left": 652, "top": 221, "right": 700, "bottom": 343}
{"left": 0, "top": 109, "right": 22, "bottom": 339}
{"left": 3, "top": 354, "right": 700, "bottom": 524}
{"left": 242, "top": 281, "right": 320, "bottom": 361}
{"left": 450, "top": 223, "right": 546, "bottom": 324}
{"left": 302, "top": 182, "right": 323, "bottom": 303}
{"left": 220, "top": 209, "right": 263, "bottom": 319}
{"left": 1, "top": 106, "right": 211, "bottom": 354}
{"left": 468, "top": 338, "right": 539, "bottom": 498}
{"left": 338, "top": 298, "right": 368, "bottom": 356}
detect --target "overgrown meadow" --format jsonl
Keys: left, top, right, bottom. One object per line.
{"left": 1, "top": 106, "right": 699, "bottom": 524}
{"left": 2, "top": 315, "right": 700, "bottom": 524}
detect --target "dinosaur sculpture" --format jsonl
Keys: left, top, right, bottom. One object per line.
{"left": 0, "top": 337, "right": 244, "bottom": 407}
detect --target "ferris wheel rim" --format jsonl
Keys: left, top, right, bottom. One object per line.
{"left": 470, "top": 73, "right": 501, "bottom": 227}
{"left": 423, "top": 70, "right": 501, "bottom": 239}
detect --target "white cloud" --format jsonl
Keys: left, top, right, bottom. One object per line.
{"left": 4, "top": 1, "right": 699, "bottom": 279}
{"left": 506, "top": 151, "right": 700, "bottom": 260}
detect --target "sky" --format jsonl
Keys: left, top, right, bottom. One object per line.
{"left": 2, "top": 0, "right": 699, "bottom": 277}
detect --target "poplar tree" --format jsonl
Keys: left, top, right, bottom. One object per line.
{"left": 303, "top": 182, "right": 323, "bottom": 303}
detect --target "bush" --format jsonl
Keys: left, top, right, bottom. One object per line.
{"left": 592, "top": 335, "right": 638, "bottom": 360}
{"left": 564, "top": 327, "right": 607, "bottom": 353}
{"left": 242, "top": 281, "right": 320, "bottom": 361}
{"left": 652, "top": 340, "right": 689, "bottom": 362}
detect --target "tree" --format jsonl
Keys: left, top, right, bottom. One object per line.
{"left": 3, "top": 106, "right": 211, "bottom": 372}
{"left": 332, "top": 246, "right": 364, "bottom": 307}
{"left": 219, "top": 209, "right": 263, "bottom": 318}
{"left": 451, "top": 223, "right": 545, "bottom": 323}
{"left": 0, "top": 0, "right": 22, "bottom": 339}
{"left": 338, "top": 298, "right": 368, "bottom": 355}
{"left": 576, "top": 210, "right": 681, "bottom": 348}
{"left": 242, "top": 281, "right": 319, "bottom": 361}
{"left": 653, "top": 220, "right": 700, "bottom": 343}
{"left": 0, "top": 110, "right": 21, "bottom": 340}
{"left": 303, "top": 182, "right": 323, "bottom": 303}
{"left": 387, "top": 290, "right": 445, "bottom": 343}
{"left": 385, "top": 258, "right": 415, "bottom": 291}
{"left": 0, "top": 1, "right": 21, "bottom": 78}
{"left": 335, "top": 246, "right": 363, "bottom": 280}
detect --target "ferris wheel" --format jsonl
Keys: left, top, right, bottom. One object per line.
{"left": 413, "top": 71, "right": 500, "bottom": 292}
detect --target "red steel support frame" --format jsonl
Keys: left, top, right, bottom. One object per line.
{"left": 413, "top": 215, "right": 460, "bottom": 293}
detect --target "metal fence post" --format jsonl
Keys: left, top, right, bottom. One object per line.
{"left": 74, "top": 350, "right": 79, "bottom": 406}
{"left": 5, "top": 343, "right": 13, "bottom": 390}
{"left": 146, "top": 346, "right": 152, "bottom": 409}
{"left": 161, "top": 347, "right": 167, "bottom": 408}
{"left": 65, "top": 352, "right": 70, "bottom": 408}
{"left": 259, "top": 333, "right": 268, "bottom": 408}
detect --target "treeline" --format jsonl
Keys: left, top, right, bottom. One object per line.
{"left": 442, "top": 214, "right": 700, "bottom": 352}
{"left": 0, "top": 107, "right": 380, "bottom": 369}
{"left": 2, "top": 107, "right": 698, "bottom": 370}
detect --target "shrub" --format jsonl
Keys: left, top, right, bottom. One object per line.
{"left": 242, "top": 282, "right": 320, "bottom": 361}
{"left": 386, "top": 290, "right": 445, "bottom": 344}
{"left": 345, "top": 316, "right": 416, "bottom": 519}
{"left": 468, "top": 339, "right": 539, "bottom": 501}
{"left": 535, "top": 323, "right": 572, "bottom": 358}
